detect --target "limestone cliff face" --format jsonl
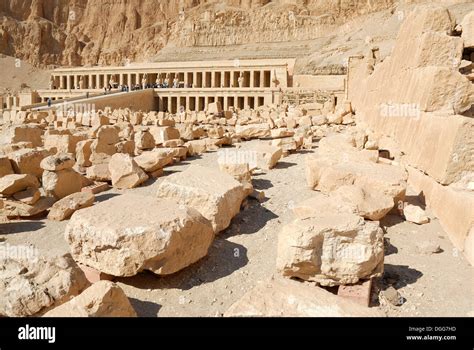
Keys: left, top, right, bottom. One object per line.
{"left": 0, "top": 0, "right": 399, "bottom": 67}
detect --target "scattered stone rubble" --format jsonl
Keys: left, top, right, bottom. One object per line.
{"left": 0, "top": 3, "right": 472, "bottom": 317}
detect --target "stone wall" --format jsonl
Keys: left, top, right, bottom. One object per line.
{"left": 348, "top": 5, "right": 474, "bottom": 264}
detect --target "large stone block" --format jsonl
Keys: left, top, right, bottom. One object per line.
{"left": 277, "top": 214, "right": 384, "bottom": 286}
{"left": 0, "top": 174, "right": 39, "bottom": 196}
{"left": 8, "top": 148, "right": 50, "bottom": 179}
{"left": 149, "top": 126, "right": 180, "bottom": 145}
{"left": 461, "top": 11, "right": 474, "bottom": 48}
{"left": 64, "top": 194, "right": 214, "bottom": 277}
{"left": 235, "top": 123, "right": 271, "bottom": 139}
{"left": 305, "top": 155, "right": 407, "bottom": 204}
{"left": 0, "top": 156, "right": 14, "bottom": 177}
{"left": 0, "top": 252, "right": 89, "bottom": 317}
{"left": 43, "top": 169, "right": 85, "bottom": 199}
{"left": 43, "top": 281, "right": 136, "bottom": 317}
{"left": 407, "top": 166, "right": 474, "bottom": 265}
{"left": 47, "top": 192, "right": 95, "bottom": 221}
{"left": 134, "top": 151, "right": 173, "bottom": 173}
{"left": 108, "top": 153, "right": 148, "bottom": 189}
{"left": 44, "top": 133, "right": 85, "bottom": 154}
{"left": 0, "top": 124, "right": 44, "bottom": 148}
{"left": 224, "top": 276, "right": 383, "bottom": 317}
{"left": 2, "top": 197, "right": 54, "bottom": 217}
{"left": 156, "top": 165, "right": 245, "bottom": 233}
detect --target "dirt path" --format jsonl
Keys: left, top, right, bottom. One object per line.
{"left": 1, "top": 140, "right": 472, "bottom": 317}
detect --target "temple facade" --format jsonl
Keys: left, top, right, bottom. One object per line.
{"left": 34, "top": 59, "right": 293, "bottom": 113}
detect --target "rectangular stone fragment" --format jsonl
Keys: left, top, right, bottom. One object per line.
{"left": 337, "top": 279, "right": 373, "bottom": 307}
{"left": 407, "top": 166, "right": 474, "bottom": 266}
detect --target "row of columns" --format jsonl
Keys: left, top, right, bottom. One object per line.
{"left": 158, "top": 95, "right": 267, "bottom": 114}
{"left": 52, "top": 70, "right": 274, "bottom": 90}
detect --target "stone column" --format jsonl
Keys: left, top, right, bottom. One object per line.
{"left": 73, "top": 75, "right": 78, "bottom": 89}
{"left": 211, "top": 72, "right": 217, "bottom": 88}
{"left": 59, "top": 75, "right": 65, "bottom": 89}
{"left": 260, "top": 70, "right": 265, "bottom": 88}
{"left": 185, "top": 96, "right": 190, "bottom": 112}
{"left": 66, "top": 75, "right": 71, "bottom": 90}
{"left": 184, "top": 72, "right": 188, "bottom": 88}
{"left": 167, "top": 96, "right": 172, "bottom": 113}
{"left": 244, "top": 96, "right": 249, "bottom": 109}
{"left": 224, "top": 95, "right": 228, "bottom": 111}
{"left": 250, "top": 70, "right": 255, "bottom": 88}
{"left": 119, "top": 73, "right": 124, "bottom": 86}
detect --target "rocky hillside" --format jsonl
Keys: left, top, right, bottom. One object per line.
{"left": 0, "top": 0, "right": 400, "bottom": 68}
{"left": 0, "top": 0, "right": 472, "bottom": 72}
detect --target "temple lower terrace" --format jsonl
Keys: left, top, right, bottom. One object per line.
{"left": 2, "top": 59, "right": 347, "bottom": 113}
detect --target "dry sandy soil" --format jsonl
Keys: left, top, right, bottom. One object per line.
{"left": 1, "top": 139, "right": 472, "bottom": 317}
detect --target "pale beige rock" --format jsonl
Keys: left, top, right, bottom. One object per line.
{"left": 134, "top": 151, "right": 173, "bottom": 172}
{"left": 0, "top": 174, "right": 39, "bottom": 196}
{"left": 40, "top": 153, "right": 75, "bottom": 171}
{"left": 349, "top": 6, "right": 473, "bottom": 186}
{"left": 224, "top": 275, "right": 383, "bottom": 317}
{"left": 185, "top": 139, "right": 208, "bottom": 156}
{"left": 134, "top": 129, "right": 155, "bottom": 150}
{"left": 163, "top": 139, "right": 185, "bottom": 148}
{"left": 0, "top": 124, "right": 44, "bottom": 148}
{"left": 65, "top": 194, "right": 214, "bottom": 277}
{"left": 115, "top": 140, "right": 135, "bottom": 156}
{"left": 207, "top": 102, "right": 222, "bottom": 115}
{"left": 43, "top": 281, "right": 136, "bottom": 317}
{"left": 48, "top": 192, "right": 95, "bottom": 221}
{"left": 277, "top": 214, "right": 384, "bottom": 286}
{"left": 12, "top": 187, "right": 41, "bottom": 205}
{"left": 1, "top": 197, "right": 55, "bottom": 217}
{"left": 176, "top": 124, "right": 203, "bottom": 141}
{"left": 44, "top": 133, "right": 85, "bottom": 154}
{"left": 8, "top": 148, "right": 50, "bottom": 178}
{"left": 332, "top": 185, "right": 395, "bottom": 221}
{"left": 291, "top": 192, "right": 358, "bottom": 220}
{"left": 461, "top": 11, "right": 474, "bottom": 48}
{"left": 218, "top": 162, "right": 253, "bottom": 196}
{"left": 157, "top": 165, "right": 245, "bottom": 233}
{"left": 108, "top": 153, "right": 149, "bottom": 189}
{"left": 0, "top": 252, "right": 89, "bottom": 317}
{"left": 0, "top": 142, "right": 33, "bottom": 156}
{"left": 311, "top": 115, "right": 328, "bottom": 126}
{"left": 404, "top": 203, "right": 430, "bottom": 225}
{"left": 86, "top": 163, "right": 111, "bottom": 182}
{"left": 75, "top": 139, "right": 93, "bottom": 167}
{"left": 42, "top": 169, "right": 85, "bottom": 199}
{"left": 305, "top": 155, "right": 407, "bottom": 204}
{"left": 317, "top": 134, "right": 378, "bottom": 163}
{"left": 270, "top": 128, "right": 295, "bottom": 139}
{"left": 235, "top": 123, "right": 271, "bottom": 139}
{"left": 90, "top": 126, "right": 120, "bottom": 164}
{"left": 208, "top": 126, "right": 225, "bottom": 139}
{"left": 0, "top": 157, "right": 14, "bottom": 177}
{"left": 248, "top": 144, "right": 283, "bottom": 170}
{"left": 149, "top": 126, "right": 180, "bottom": 145}
{"left": 271, "top": 137, "right": 299, "bottom": 153}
